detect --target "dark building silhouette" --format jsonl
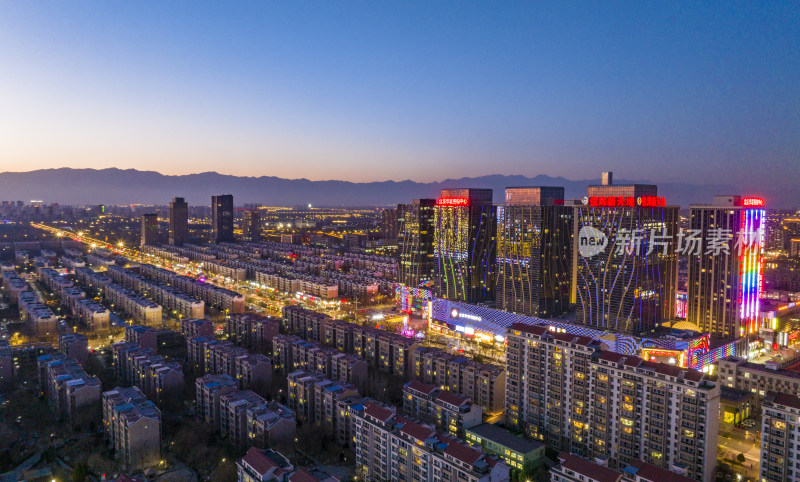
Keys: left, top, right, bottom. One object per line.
{"left": 212, "top": 194, "right": 234, "bottom": 243}
{"left": 140, "top": 213, "right": 159, "bottom": 246}
{"left": 168, "top": 197, "right": 189, "bottom": 246}
{"left": 241, "top": 209, "right": 261, "bottom": 241}
{"left": 381, "top": 207, "right": 399, "bottom": 244}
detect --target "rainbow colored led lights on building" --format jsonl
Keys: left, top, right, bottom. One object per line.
{"left": 738, "top": 204, "right": 765, "bottom": 337}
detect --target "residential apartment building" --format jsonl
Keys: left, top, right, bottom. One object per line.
{"left": 225, "top": 313, "right": 280, "bottom": 354}
{"left": 102, "top": 386, "right": 161, "bottom": 471}
{"left": 245, "top": 401, "right": 296, "bottom": 449}
{"left": 37, "top": 353, "right": 101, "bottom": 425}
{"left": 179, "top": 318, "right": 215, "bottom": 338}
{"left": 350, "top": 401, "right": 509, "bottom": 482}
{"left": 717, "top": 357, "right": 800, "bottom": 408}
{"left": 506, "top": 323, "right": 719, "bottom": 481}
{"left": 58, "top": 333, "right": 88, "bottom": 365}
{"left": 550, "top": 452, "right": 695, "bottom": 482}
{"left": 237, "top": 447, "right": 293, "bottom": 482}
{"left": 104, "top": 283, "right": 163, "bottom": 325}
{"left": 411, "top": 346, "right": 506, "bottom": 414}
{"left": 466, "top": 423, "right": 546, "bottom": 473}
{"left": 403, "top": 381, "right": 483, "bottom": 437}
{"left": 282, "top": 305, "right": 331, "bottom": 343}
{"left": 761, "top": 391, "right": 800, "bottom": 482}
{"left": 196, "top": 373, "right": 239, "bottom": 428}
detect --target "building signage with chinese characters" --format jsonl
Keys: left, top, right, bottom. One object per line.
{"left": 582, "top": 196, "right": 665, "bottom": 207}
{"left": 742, "top": 197, "right": 764, "bottom": 207}
{"left": 436, "top": 198, "right": 469, "bottom": 206}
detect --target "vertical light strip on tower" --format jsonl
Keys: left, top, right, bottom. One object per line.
{"left": 739, "top": 203, "right": 765, "bottom": 336}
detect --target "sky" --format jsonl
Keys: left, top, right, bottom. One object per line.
{"left": 0, "top": 2, "right": 798, "bottom": 190}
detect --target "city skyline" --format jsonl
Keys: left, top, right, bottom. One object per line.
{"left": 0, "top": 3, "right": 798, "bottom": 481}
{"left": 1, "top": 2, "right": 798, "bottom": 193}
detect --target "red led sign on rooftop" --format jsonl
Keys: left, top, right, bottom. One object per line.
{"left": 586, "top": 196, "right": 665, "bottom": 208}
{"left": 742, "top": 197, "right": 764, "bottom": 207}
{"left": 436, "top": 197, "right": 469, "bottom": 207}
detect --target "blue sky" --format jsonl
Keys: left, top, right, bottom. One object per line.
{"left": 0, "top": 2, "right": 797, "bottom": 190}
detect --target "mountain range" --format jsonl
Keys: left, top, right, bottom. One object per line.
{"left": 0, "top": 168, "right": 793, "bottom": 208}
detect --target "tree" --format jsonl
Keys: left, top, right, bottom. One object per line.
{"left": 715, "top": 461, "right": 736, "bottom": 481}
{"left": 209, "top": 460, "right": 237, "bottom": 482}
{"left": 71, "top": 462, "right": 89, "bottom": 482}
{"left": 736, "top": 453, "right": 746, "bottom": 463}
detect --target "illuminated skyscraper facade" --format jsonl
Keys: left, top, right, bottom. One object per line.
{"left": 398, "top": 199, "right": 436, "bottom": 289}
{"left": 211, "top": 194, "right": 234, "bottom": 244}
{"left": 168, "top": 197, "right": 189, "bottom": 246}
{"left": 687, "top": 195, "right": 765, "bottom": 340}
{"left": 496, "top": 187, "right": 572, "bottom": 317}
{"left": 573, "top": 175, "right": 678, "bottom": 335}
{"left": 434, "top": 188, "right": 496, "bottom": 303}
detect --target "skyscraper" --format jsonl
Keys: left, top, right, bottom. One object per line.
{"left": 686, "top": 195, "right": 766, "bottom": 340}
{"left": 211, "top": 195, "right": 234, "bottom": 244}
{"left": 381, "top": 207, "right": 399, "bottom": 245}
{"left": 168, "top": 197, "right": 189, "bottom": 246}
{"left": 433, "top": 188, "right": 496, "bottom": 303}
{"left": 140, "top": 213, "right": 159, "bottom": 246}
{"left": 573, "top": 173, "right": 678, "bottom": 335}
{"left": 496, "top": 187, "right": 572, "bottom": 317}
{"left": 240, "top": 209, "right": 261, "bottom": 241}
{"left": 398, "top": 199, "right": 436, "bottom": 289}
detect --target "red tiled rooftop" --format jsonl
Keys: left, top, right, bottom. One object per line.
{"left": 241, "top": 447, "right": 280, "bottom": 477}
{"left": 406, "top": 380, "right": 438, "bottom": 395}
{"left": 551, "top": 331, "right": 595, "bottom": 346}
{"left": 436, "top": 391, "right": 469, "bottom": 407}
{"left": 626, "top": 459, "right": 694, "bottom": 482}
{"left": 598, "top": 351, "right": 627, "bottom": 363}
{"left": 363, "top": 402, "right": 394, "bottom": 422}
{"left": 288, "top": 468, "right": 320, "bottom": 482}
{"left": 559, "top": 453, "right": 622, "bottom": 482}
{"left": 398, "top": 420, "right": 436, "bottom": 442}
{"left": 508, "top": 323, "right": 548, "bottom": 335}
{"left": 766, "top": 390, "right": 800, "bottom": 410}
{"left": 443, "top": 442, "right": 482, "bottom": 466}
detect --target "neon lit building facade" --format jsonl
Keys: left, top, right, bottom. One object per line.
{"left": 397, "top": 199, "right": 436, "bottom": 290}
{"left": 573, "top": 175, "right": 679, "bottom": 336}
{"left": 433, "top": 188, "right": 496, "bottom": 303}
{"left": 687, "top": 195, "right": 766, "bottom": 340}
{"left": 496, "top": 187, "right": 573, "bottom": 317}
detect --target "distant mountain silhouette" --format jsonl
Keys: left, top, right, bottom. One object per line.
{"left": 0, "top": 168, "right": 792, "bottom": 208}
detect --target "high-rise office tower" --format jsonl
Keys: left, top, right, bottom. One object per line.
{"left": 398, "top": 199, "right": 436, "bottom": 289}
{"left": 686, "top": 195, "right": 766, "bottom": 340}
{"left": 211, "top": 195, "right": 234, "bottom": 244}
{"left": 433, "top": 188, "right": 496, "bottom": 303}
{"left": 240, "top": 209, "right": 261, "bottom": 241}
{"left": 496, "top": 187, "right": 573, "bottom": 317}
{"left": 140, "top": 213, "right": 159, "bottom": 246}
{"left": 782, "top": 215, "right": 800, "bottom": 254}
{"left": 381, "top": 207, "right": 399, "bottom": 244}
{"left": 168, "top": 197, "right": 189, "bottom": 246}
{"left": 573, "top": 172, "right": 678, "bottom": 335}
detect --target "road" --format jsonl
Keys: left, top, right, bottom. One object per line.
{"left": 33, "top": 222, "right": 505, "bottom": 365}
{"left": 718, "top": 427, "right": 761, "bottom": 480}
